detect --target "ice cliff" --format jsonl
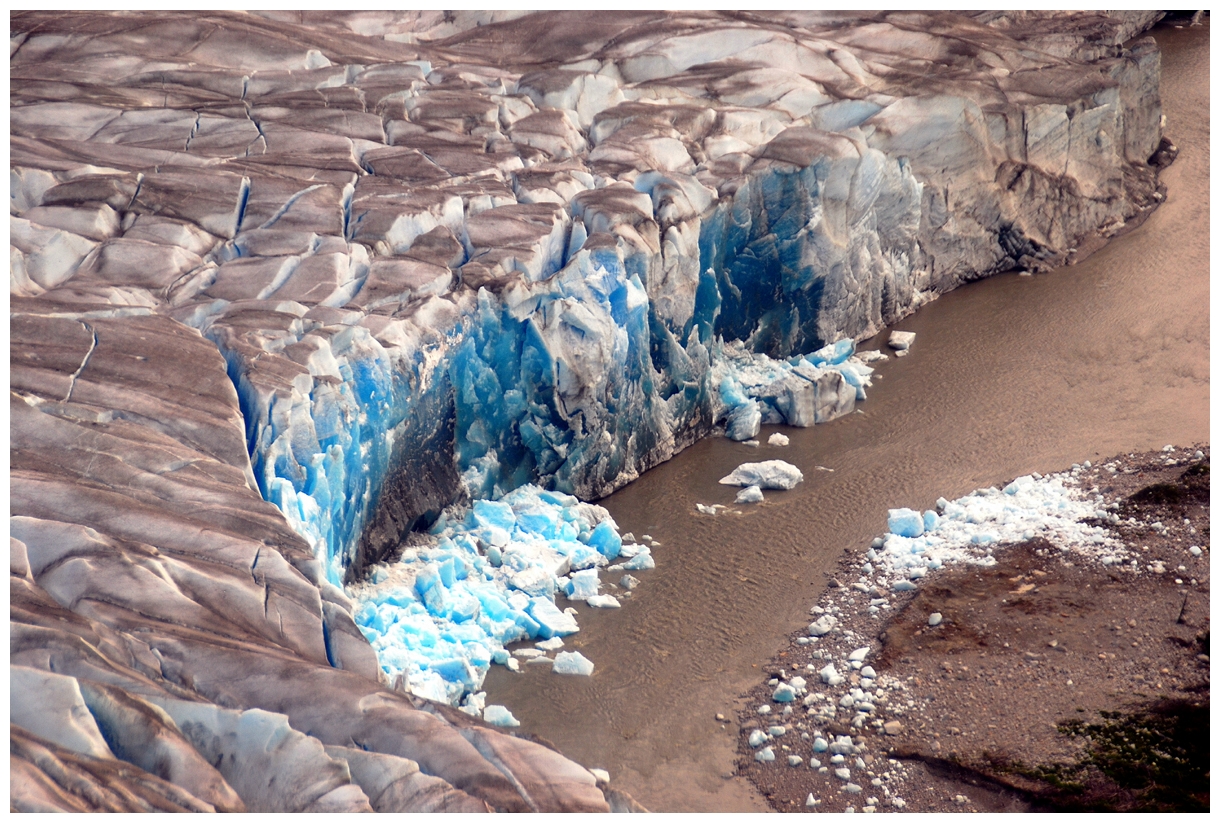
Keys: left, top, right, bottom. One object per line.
{"left": 10, "top": 10, "right": 1167, "bottom": 811}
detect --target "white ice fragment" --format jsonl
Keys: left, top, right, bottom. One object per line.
{"left": 788, "top": 755, "right": 803, "bottom": 767}
{"left": 553, "top": 651, "right": 595, "bottom": 676}
{"left": 773, "top": 683, "right": 796, "bottom": 702}
{"left": 749, "top": 729, "right": 768, "bottom": 747}
{"left": 483, "top": 705, "right": 520, "bottom": 727}
{"left": 755, "top": 746, "right": 776, "bottom": 763}
{"left": 887, "top": 331, "right": 915, "bottom": 351}
{"left": 835, "top": 767, "right": 852, "bottom": 780}
{"left": 735, "top": 485, "right": 765, "bottom": 504}
{"left": 586, "top": 594, "right": 621, "bottom": 608}
{"left": 719, "top": 460, "right": 803, "bottom": 490}
{"left": 928, "top": 613, "right": 943, "bottom": 627}
{"left": 806, "top": 793, "right": 821, "bottom": 807}
{"left": 589, "top": 768, "right": 610, "bottom": 783}
{"left": 819, "top": 664, "right": 844, "bottom": 686}
{"left": 808, "top": 614, "right": 837, "bottom": 636}
{"left": 768, "top": 433, "right": 790, "bottom": 446}
{"left": 848, "top": 647, "right": 870, "bottom": 662}
{"left": 536, "top": 636, "right": 565, "bottom": 651}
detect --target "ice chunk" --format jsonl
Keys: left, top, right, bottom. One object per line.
{"left": 887, "top": 508, "right": 924, "bottom": 538}
{"left": 819, "top": 664, "right": 844, "bottom": 686}
{"left": 553, "top": 651, "right": 595, "bottom": 676}
{"left": 755, "top": 746, "right": 775, "bottom": 763}
{"left": 483, "top": 705, "right": 520, "bottom": 727}
{"left": 748, "top": 729, "right": 767, "bottom": 747}
{"left": 586, "top": 594, "right": 621, "bottom": 608}
{"left": 564, "top": 568, "right": 600, "bottom": 600}
{"left": 589, "top": 768, "right": 610, "bottom": 783}
{"left": 719, "top": 460, "right": 803, "bottom": 490}
{"left": 848, "top": 647, "right": 870, "bottom": 662}
{"left": 767, "top": 433, "right": 790, "bottom": 446}
{"left": 535, "top": 636, "right": 565, "bottom": 651}
{"left": 928, "top": 613, "right": 943, "bottom": 627}
{"left": 887, "top": 331, "right": 916, "bottom": 350}
{"left": 773, "top": 683, "right": 796, "bottom": 702}
{"left": 620, "top": 574, "right": 639, "bottom": 590}
{"left": 622, "top": 549, "right": 655, "bottom": 570}
{"left": 735, "top": 485, "right": 764, "bottom": 504}
{"left": 527, "top": 598, "right": 580, "bottom": 638}
{"left": 808, "top": 614, "right": 836, "bottom": 636}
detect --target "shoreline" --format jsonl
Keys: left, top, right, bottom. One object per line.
{"left": 736, "top": 446, "right": 1210, "bottom": 813}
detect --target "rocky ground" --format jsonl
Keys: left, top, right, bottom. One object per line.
{"left": 737, "top": 446, "right": 1210, "bottom": 813}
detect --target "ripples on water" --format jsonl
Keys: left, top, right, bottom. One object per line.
{"left": 483, "top": 21, "right": 1210, "bottom": 811}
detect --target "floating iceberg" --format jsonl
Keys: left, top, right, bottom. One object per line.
{"left": 720, "top": 460, "right": 804, "bottom": 490}
{"left": 736, "top": 485, "right": 765, "bottom": 504}
{"left": 553, "top": 651, "right": 595, "bottom": 676}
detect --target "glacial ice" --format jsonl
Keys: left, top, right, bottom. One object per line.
{"left": 720, "top": 460, "right": 804, "bottom": 490}
{"left": 9, "top": 9, "right": 1171, "bottom": 805}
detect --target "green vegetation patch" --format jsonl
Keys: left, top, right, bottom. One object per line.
{"left": 1003, "top": 700, "right": 1210, "bottom": 811}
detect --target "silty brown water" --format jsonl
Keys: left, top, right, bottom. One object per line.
{"left": 481, "top": 21, "right": 1209, "bottom": 812}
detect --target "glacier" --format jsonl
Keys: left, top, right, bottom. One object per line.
{"left": 9, "top": 9, "right": 1171, "bottom": 811}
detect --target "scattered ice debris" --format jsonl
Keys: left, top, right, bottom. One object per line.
{"left": 715, "top": 339, "right": 868, "bottom": 439}
{"left": 789, "top": 756, "right": 804, "bottom": 767}
{"left": 743, "top": 440, "right": 760, "bottom": 447}
{"left": 768, "top": 725, "right": 787, "bottom": 736}
{"left": 749, "top": 729, "right": 768, "bottom": 748}
{"left": 848, "top": 647, "right": 870, "bottom": 662}
{"left": 719, "top": 460, "right": 804, "bottom": 490}
{"left": 806, "top": 793, "right": 821, "bottom": 807}
{"left": 536, "top": 636, "right": 565, "bottom": 651}
{"left": 348, "top": 484, "right": 647, "bottom": 705}
{"left": 768, "top": 433, "right": 790, "bottom": 446}
{"left": 620, "top": 575, "right": 640, "bottom": 590}
{"left": 736, "top": 485, "right": 765, "bottom": 504}
{"left": 887, "top": 330, "right": 916, "bottom": 351}
{"left": 696, "top": 503, "right": 724, "bottom": 515}
{"left": 483, "top": 705, "right": 520, "bottom": 727}
{"left": 513, "top": 649, "right": 545, "bottom": 659}
{"left": 553, "top": 651, "right": 595, "bottom": 676}
{"left": 873, "top": 471, "right": 1119, "bottom": 580}
{"left": 927, "top": 613, "right": 943, "bottom": 627}
{"left": 755, "top": 747, "right": 776, "bottom": 763}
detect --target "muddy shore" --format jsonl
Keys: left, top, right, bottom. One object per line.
{"left": 736, "top": 447, "right": 1210, "bottom": 813}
